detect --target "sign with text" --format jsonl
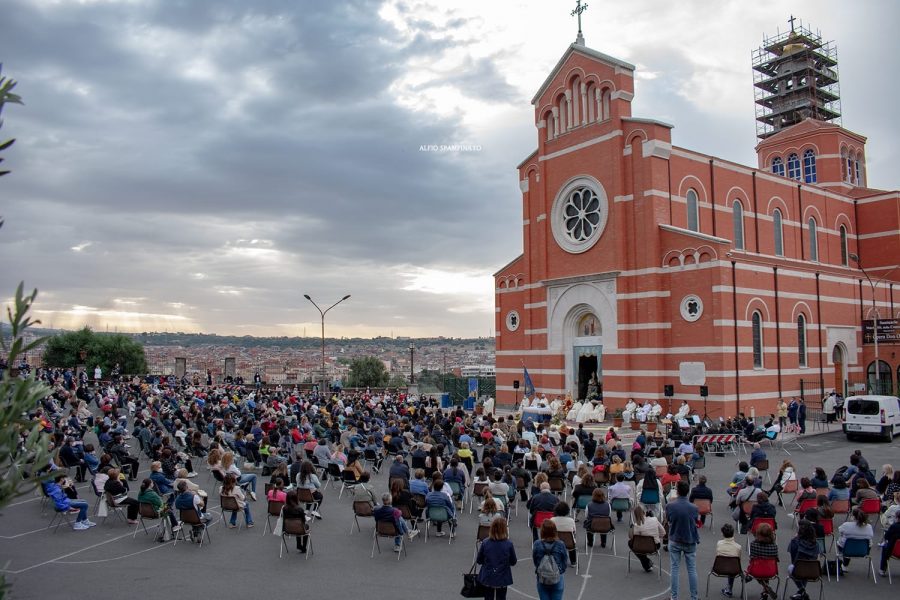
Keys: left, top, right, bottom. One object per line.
{"left": 863, "top": 319, "right": 900, "bottom": 344}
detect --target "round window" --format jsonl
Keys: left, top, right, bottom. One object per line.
{"left": 680, "top": 295, "right": 703, "bottom": 322}
{"left": 505, "top": 311, "right": 520, "bottom": 332}
{"left": 551, "top": 176, "right": 608, "bottom": 254}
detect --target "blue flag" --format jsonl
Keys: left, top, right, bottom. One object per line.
{"left": 523, "top": 367, "right": 535, "bottom": 396}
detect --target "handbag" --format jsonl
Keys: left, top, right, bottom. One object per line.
{"left": 461, "top": 563, "right": 487, "bottom": 598}
{"left": 272, "top": 515, "right": 284, "bottom": 537}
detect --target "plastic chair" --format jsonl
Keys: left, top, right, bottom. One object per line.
{"left": 585, "top": 515, "right": 616, "bottom": 555}
{"left": 47, "top": 506, "right": 80, "bottom": 533}
{"left": 574, "top": 494, "right": 592, "bottom": 519}
{"left": 559, "top": 529, "right": 579, "bottom": 574}
{"left": 281, "top": 515, "right": 312, "bottom": 559}
{"left": 756, "top": 459, "right": 771, "bottom": 484}
{"left": 338, "top": 469, "right": 360, "bottom": 499}
{"left": 174, "top": 508, "right": 211, "bottom": 547}
{"left": 349, "top": 499, "right": 374, "bottom": 534}
{"left": 884, "top": 539, "right": 900, "bottom": 584}
{"left": 425, "top": 505, "right": 454, "bottom": 543}
{"left": 262, "top": 499, "right": 285, "bottom": 535}
{"left": 746, "top": 557, "right": 780, "bottom": 599}
{"left": 639, "top": 487, "right": 660, "bottom": 514}
{"left": 859, "top": 498, "right": 882, "bottom": 527}
{"left": 693, "top": 499, "right": 714, "bottom": 529}
{"left": 747, "top": 517, "right": 777, "bottom": 552}
{"left": 780, "top": 479, "right": 799, "bottom": 507}
{"left": 831, "top": 499, "right": 850, "bottom": 521}
{"left": 296, "top": 487, "right": 320, "bottom": 515}
{"left": 470, "top": 482, "right": 488, "bottom": 514}
{"left": 836, "top": 537, "right": 876, "bottom": 582}
{"left": 220, "top": 495, "right": 248, "bottom": 530}
{"left": 533, "top": 510, "right": 554, "bottom": 532}
{"left": 627, "top": 534, "right": 661, "bottom": 579}
{"left": 782, "top": 559, "right": 823, "bottom": 600}
{"left": 133, "top": 502, "right": 165, "bottom": 539}
{"left": 706, "top": 555, "right": 745, "bottom": 600}
{"left": 548, "top": 476, "right": 566, "bottom": 500}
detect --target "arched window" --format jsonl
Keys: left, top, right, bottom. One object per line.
{"left": 854, "top": 157, "right": 862, "bottom": 186}
{"left": 839, "top": 225, "right": 849, "bottom": 266}
{"left": 803, "top": 149, "right": 817, "bottom": 183}
{"left": 771, "top": 157, "right": 784, "bottom": 177}
{"left": 808, "top": 218, "right": 818, "bottom": 262}
{"left": 845, "top": 152, "right": 854, "bottom": 183}
{"left": 686, "top": 189, "right": 699, "bottom": 232}
{"left": 867, "top": 360, "right": 893, "bottom": 395}
{"left": 732, "top": 200, "right": 744, "bottom": 250}
{"left": 752, "top": 312, "right": 764, "bottom": 368}
{"left": 773, "top": 209, "right": 784, "bottom": 257}
{"left": 787, "top": 153, "right": 801, "bottom": 180}
{"left": 797, "top": 314, "right": 807, "bottom": 367}
{"left": 601, "top": 89, "right": 611, "bottom": 121}
{"left": 544, "top": 110, "right": 555, "bottom": 141}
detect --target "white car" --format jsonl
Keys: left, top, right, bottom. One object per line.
{"left": 842, "top": 394, "right": 900, "bottom": 442}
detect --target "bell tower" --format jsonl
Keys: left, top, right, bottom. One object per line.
{"left": 752, "top": 16, "right": 841, "bottom": 140}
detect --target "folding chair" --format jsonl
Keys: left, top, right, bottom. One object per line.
{"left": 350, "top": 499, "right": 374, "bottom": 534}
{"left": 746, "top": 557, "right": 780, "bottom": 599}
{"left": 281, "top": 516, "right": 312, "bottom": 559}
{"left": 782, "top": 559, "right": 823, "bottom": 600}
{"left": 133, "top": 502, "right": 165, "bottom": 539}
{"left": 365, "top": 449, "right": 384, "bottom": 473}
{"left": 174, "top": 508, "right": 211, "bottom": 547}
{"left": 48, "top": 506, "right": 80, "bottom": 533}
{"left": 820, "top": 518, "right": 835, "bottom": 553}
{"left": 220, "top": 495, "right": 249, "bottom": 530}
{"left": 326, "top": 463, "right": 343, "bottom": 489}
{"left": 706, "top": 555, "right": 745, "bottom": 600}
{"left": 830, "top": 499, "right": 850, "bottom": 521}
{"left": 778, "top": 479, "right": 798, "bottom": 508}
{"left": 756, "top": 459, "right": 771, "bottom": 484}
{"left": 585, "top": 515, "right": 616, "bottom": 555}
{"left": 859, "top": 498, "right": 882, "bottom": 530}
{"left": 559, "top": 529, "right": 579, "bottom": 574}
{"left": 372, "top": 520, "right": 406, "bottom": 560}
{"left": 398, "top": 504, "right": 418, "bottom": 532}
{"left": 793, "top": 499, "right": 818, "bottom": 528}
{"left": 424, "top": 505, "right": 454, "bottom": 543}
{"left": 693, "top": 499, "right": 714, "bottom": 529}
{"left": 836, "top": 538, "right": 876, "bottom": 582}
{"left": 262, "top": 499, "right": 285, "bottom": 535}
{"left": 210, "top": 468, "right": 226, "bottom": 496}
{"left": 627, "top": 534, "right": 661, "bottom": 579}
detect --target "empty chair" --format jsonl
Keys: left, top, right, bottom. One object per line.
{"left": 350, "top": 499, "right": 374, "bottom": 534}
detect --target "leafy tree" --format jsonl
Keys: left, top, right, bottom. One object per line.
{"left": 0, "top": 64, "right": 23, "bottom": 178}
{"left": 42, "top": 327, "right": 148, "bottom": 374}
{"left": 0, "top": 285, "right": 54, "bottom": 595}
{"left": 346, "top": 356, "right": 389, "bottom": 388}
{"left": 388, "top": 372, "right": 408, "bottom": 388}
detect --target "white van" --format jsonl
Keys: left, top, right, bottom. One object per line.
{"left": 842, "top": 395, "right": 900, "bottom": 442}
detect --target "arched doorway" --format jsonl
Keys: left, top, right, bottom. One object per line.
{"left": 832, "top": 345, "right": 846, "bottom": 396}
{"left": 574, "top": 314, "right": 601, "bottom": 400}
{"left": 867, "top": 360, "right": 893, "bottom": 395}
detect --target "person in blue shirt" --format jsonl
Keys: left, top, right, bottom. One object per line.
{"left": 44, "top": 475, "right": 94, "bottom": 530}
{"left": 666, "top": 480, "right": 701, "bottom": 600}
{"left": 477, "top": 517, "right": 517, "bottom": 600}
{"left": 750, "top": 444, "right": 767, "bottom": 470}
{"left": 425, "top": 476, "right": 457, "bottom": 537}
{"left": 373, "top": 493, "right": 418, "bottom": 551}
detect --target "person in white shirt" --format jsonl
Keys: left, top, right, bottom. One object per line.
{"left": 837, "top": 508, "right": 874, "bottom": 567}
{"left": 630, "top": 505, "right": 665, "bottom": 572}
{"left": 649, "top": 400, "right": 662, "bottom": 421}
{"left": 675, "top": 401, "right": 691, "bottom": 420}
{"left": 715, "top": 523, "right": 743, "bottom": 597}
{"left": 551, "top": 501, "right": 578, "bottom": 566}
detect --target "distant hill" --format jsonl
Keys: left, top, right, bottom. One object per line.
{"left": 0, "top": 323, "right": 494, "bottom": 350}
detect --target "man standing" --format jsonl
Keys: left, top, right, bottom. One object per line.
{"left": 797, "top": 398, "right": 807, "bottom": 434}
{"left": 666, "top": 480, "right": 700, "bottom": 600}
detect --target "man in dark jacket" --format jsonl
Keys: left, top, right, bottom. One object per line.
{"left": 879, "top": 510, "right": 900, "bottom": 577}
{"left": 527, "top": 482, "right": 559, "bottom": 541}
{"left": 788, "top": 520, "right": 819, "bottom": 600}
{"left": 689, "top": 475, "right": 714, "bottom": 524}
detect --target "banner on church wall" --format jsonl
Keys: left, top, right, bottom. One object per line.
{"left": 863, "top": 319, "right": 899, "bottom": 344}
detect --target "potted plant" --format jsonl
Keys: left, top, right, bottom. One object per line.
{"left": 646, "top": 420, "right": 657, "bottom": 433}
{"left": 612, "top": 409, "right": 624, "bottom": 428}
{"left": 630, "top": 419, "right": 642, "bottom": 430}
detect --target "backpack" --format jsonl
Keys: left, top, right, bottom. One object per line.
{"left": 536, "top": 542, "right": 561, "bottom": 585}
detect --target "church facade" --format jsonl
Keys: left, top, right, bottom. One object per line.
{"left": 494, "top": 30, "right": 900, "bottom": 417}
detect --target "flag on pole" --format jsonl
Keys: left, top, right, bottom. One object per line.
{"left": 523, "top": 366, "right": 535, "bottom": 396}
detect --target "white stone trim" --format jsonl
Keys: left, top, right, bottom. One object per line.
{"left": 536, "top": 213, "right": 547, "bottom": 222}
{"left": 618, "top": 322, "right": 672, "bottom": 330}
{"left": 519, "top": 179, "right": 529, "bottom": 193}
{"left": 614, "top": 194, "right": 634, "bottom": 203}
{"left": 856, "top": 230, "right": 898, "bottom": 240}
{"left": 525, "top": 328, "right": 548, "bottom": 335}
{"left": 617, "top": 290, "right": 671, "bottom": 299}
{"left": 642, "top": 139, "right": 672, "bottom": 160}
{"left": 524, "top": 301, "right": 547, "bottom": 309}
{"left": 538, "top": 130, "right": 623, "bottom": 162}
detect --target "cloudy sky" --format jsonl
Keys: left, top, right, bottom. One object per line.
{"left": 1, "top": 0, "right": 897, "bottom": 338}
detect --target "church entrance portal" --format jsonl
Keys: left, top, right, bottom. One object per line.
{"left": 577, "top": 354, "right": 599, "bottom": 400}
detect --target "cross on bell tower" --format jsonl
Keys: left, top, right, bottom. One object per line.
{"left": 571, "top": 0, "right": 588, "bottom": 45}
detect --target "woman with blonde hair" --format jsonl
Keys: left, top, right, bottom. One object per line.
{"left": 206, "top": 448, "right": 223, "bottom": 470}
{"left": 221, "top": 451, "right": 258, "bottom": 500}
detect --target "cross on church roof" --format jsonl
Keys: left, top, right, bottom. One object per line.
{"left": 788, "top": 14, "right": 797, "bottom": 32}
{"left": 571, "top": 0, "right": 588, "bottom": 45}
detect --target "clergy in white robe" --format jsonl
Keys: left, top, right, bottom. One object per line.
{"left": 675, "top": 401, "right": 690, "bottom": 420}
{"left": 483, "top": 396, "right": 495, "bottom": 417}
{"left": 520, "top": 396, "right": 531, "bottom": 410}
{"left": 590, "top": 401, "right": 606, "bottom": 422}
{"left": 567, "top": 401, "right": 583, "bottom": 421}
{"left": 622, "top": 399, "right": 638, "bottom": 423}
{"left": 649, "top": 400, "right": 662, "bottom": 421}
{"left": 575, "top": 401, "right": 594, "bottom": 424}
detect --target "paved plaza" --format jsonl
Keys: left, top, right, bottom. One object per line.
{"left": 1, "top": 428, "right": 898, "bottom": 600}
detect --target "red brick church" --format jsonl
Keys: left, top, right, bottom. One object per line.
{"left": 494, "top": 19, "right": 900, "bottom": 417}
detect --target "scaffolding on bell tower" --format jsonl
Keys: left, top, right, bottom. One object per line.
{"left": 752, "top": 19, "right": 841, "bottom": 140}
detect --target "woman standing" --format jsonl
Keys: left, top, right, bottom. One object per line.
{"left": 532, "top": 520, "right": 568, "bottom": 600}
{"left": 476, "top": 517, "right": 517, "bottom": 600}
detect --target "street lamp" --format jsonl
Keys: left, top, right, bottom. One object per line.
{"left": 849, "top": 254, "right": 900, "bottom": 394}
{"left": 409, "top": 341, "right": 415, "bottom": 386}
{"left": 304, "top": 294, "right": 351, "bottom": 398}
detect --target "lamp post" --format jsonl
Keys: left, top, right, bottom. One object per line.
{"left": 304, "top": 294, "right": 351, "bottom": 398}
{"left": 849, "top": 255, "right": 900, "bottom": 394}
{"left": 409, "top": 341, "right": 415, "bottom": 386}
